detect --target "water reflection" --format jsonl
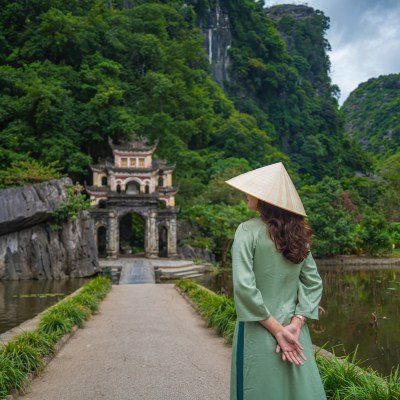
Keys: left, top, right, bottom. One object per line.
{"left": 0, "top": 279, "right": 89, "bottom": 335}
{"left": 200, "top": 268, "right": 400, "bottom": 375}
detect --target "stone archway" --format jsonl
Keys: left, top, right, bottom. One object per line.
{"left": 119, "top": 212, "right": 146, "bottom": 256}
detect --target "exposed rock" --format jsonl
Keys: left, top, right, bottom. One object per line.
{"left": 193, "top": 0, "right": 232, "bottom": 87}
{"left": 0, "top": 180, "right": 98, "bottom": 280}
{"left": 0, "top": 212, "right": 98, "bottom": 280}
{"left": 178, "top": 243, "right": 215, "bottom": 264}
{"left": 265, "top": 4, "right": 315, "bottom": 21}
{"left": 0, "top": 178, "right": 70, "bottom": 236}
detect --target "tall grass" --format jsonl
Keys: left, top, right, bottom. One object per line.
{"left": 316, "top": 350, "right": 400, "bottom": 400}
{"left": 176, "top": 279, "right": 400, "bottom": 399}
{"left": 0, "top": 276, "right": 112, "bottom": 397}
{"left": 0, "top": 353, "right": 26, "bottom": 398}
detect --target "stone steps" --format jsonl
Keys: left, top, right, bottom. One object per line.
{"left": 99, "top": 258, "right": 210, "bottom": 282}
{"left": 158, "top": 264, "right": 208, "bottom": 280}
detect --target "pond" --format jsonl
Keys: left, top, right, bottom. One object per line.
{"left": 0, "top": 279, "right": 89, "bottom": 335}
{"left": 200, "top": 267, "right": 400, "bottom": 376}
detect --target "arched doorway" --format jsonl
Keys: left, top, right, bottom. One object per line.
{"left": 126, "top": 181, "right": 140, "bottom": 195}
{"left": 158, "top": 225, "right": 168, "bottom": 257}
{"left": 97, "top": 226, "right": 107, "bottom": 258}
{"left": 119, "top": 212, "right": 145, "bottom": 256}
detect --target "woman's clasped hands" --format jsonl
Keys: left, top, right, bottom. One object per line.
{"left": 274, "top": 323, "right": 307, "bottom": 366}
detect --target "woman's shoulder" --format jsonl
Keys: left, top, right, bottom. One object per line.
{"left": 239, "top": 217, "right": 264, "bottom": 232}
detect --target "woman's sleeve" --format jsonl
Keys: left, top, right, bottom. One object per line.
{"left": 294, "top": 252, "right": 323, "bottom": 320}
{"left": 232, "top": 223, "right": 271, "bottom": 321}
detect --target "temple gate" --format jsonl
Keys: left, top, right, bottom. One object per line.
{"left": 87, "top": 137, "right": 178, "bottom": 259}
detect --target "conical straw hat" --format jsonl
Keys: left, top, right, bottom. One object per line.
{"left": 225, "top": 162, "right": 306, "bottom": 216}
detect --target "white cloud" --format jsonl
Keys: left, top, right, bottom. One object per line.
{"left": 265, "top": 0, "right": 400, "bottom": 105}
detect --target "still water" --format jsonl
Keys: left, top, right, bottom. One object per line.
{"left": 0, "top": 279, "right": 89, "bottom": 335}
{"left": 202, "top": 267, "right": 400, "bottom": 376}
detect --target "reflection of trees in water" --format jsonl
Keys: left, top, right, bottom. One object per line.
{"left": 316, "top": 269, "right": 400, "bottom": 375}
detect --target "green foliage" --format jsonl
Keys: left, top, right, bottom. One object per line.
{"left": 1, "top": 341, "right": 44, "bottom": 375}
{"left": 50, "top": 300, "right": 91, "bottom": 328}
{"left": 316, "top": 350, "right": 400, "bottom": 400}
{"left": 300, "top": 177, "right": 358, "bottom": 257}
{"left": 181, "top": 201, "right": 256, "bottom": 265}
{"left": 11, "top": 331, "right": 55, "bottom": 358}
{"left": 72, "top": 292, "right": 100, "bottom": 313}
{"left": 0, "top": 159, "right": 62, "bottom": 188}
{"left": 355, "top": 210, "right": 391, "bottom": 256}
{"left": 0, "top": 353, "right": 26, "bottom": 398}
{"left": 0, "top": 0, "right": 396, "bottom": 258}
{"left": 342, "top": 74, "right": 400, "bottom": 159}
{"left": 207, "top": 1, "right": 369, "bottom": 180}
{"left": 51, "top": 184, "right": 92, "bottom": 226}
{"left": 376, "top": 152, "right": 400, "bottom": 221}
{"left": 38, "top": 311, "right": 74, "bottom": 340}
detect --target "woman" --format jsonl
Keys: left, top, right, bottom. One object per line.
{"left": 226, "top": 162, "right": 326, "bottom": 400}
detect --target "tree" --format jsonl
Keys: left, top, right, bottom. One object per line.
{"left": 181, "top": 202, "right": 256, "bottom": 266}
{"left": 0, "top": 159, "right": 62, "bottom": 188}
{"left": 300, "top": 177, "right": 358, "bottom": 257}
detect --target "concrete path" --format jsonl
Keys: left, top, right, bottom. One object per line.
{"left": 20, "top": 284, "right": 231, "bottom": 400}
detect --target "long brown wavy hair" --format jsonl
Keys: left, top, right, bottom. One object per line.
{"left": 258, "top": 200, "right": 312, "bottom": 264}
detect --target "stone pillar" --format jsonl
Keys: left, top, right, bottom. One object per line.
{"left": 110, "top": 175, "right": 116, "bottom": 191}
{"left": 147, "top": 210, "right": 158, "bottom": 258}
{"left": 168, "top": 216, "right": 178, "bottom": 258}
{"left": 107, "top": 210, "right": 118, "bottom": 259}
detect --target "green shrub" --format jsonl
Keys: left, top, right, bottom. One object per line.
{"left": 79, "top": 276, "right": 112, "bottom": 300}
{"left": 316, "top": 349, "right": 400, "bottom": 400}
{"left": 38, "top": 310, "right": 74, "bottom": 340}
{"left": 11, "top": 331, "right": 55, "bottom": 358}
{"left": 51, "top": 300, "right": 90, "bottom": 328}
{"left": 72, "top": 292, "right": 100, "bottom": 313}
{"left": 2, "top": 341, "right": 43, "bottom": 374}
{"left": 0, "top": 352, "right": 26, "bottom": 397}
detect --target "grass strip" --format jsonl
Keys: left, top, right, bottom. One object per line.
{"left": 175, "top": 279, "right": 236, "bottom": 344}
{"left": 176, "top": 279, "right": 400, "bottom": 400}
{"left": 0, "top": 276, "right": 112, "bottom": 398}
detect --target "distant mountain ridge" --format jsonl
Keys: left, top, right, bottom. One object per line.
{"left": 342, "top": 74, "right": 400, "bottom": 158}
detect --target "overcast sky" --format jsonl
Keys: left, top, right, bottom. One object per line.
{"left": 265, "top": 0, "right": 400, "bottom": 105}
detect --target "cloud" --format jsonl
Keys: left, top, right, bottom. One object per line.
{"left": 265, "top": 0, "right": 400, "bottom": 104}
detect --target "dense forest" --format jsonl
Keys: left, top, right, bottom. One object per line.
{"left": 0, "top": 0, "right": 398, "bottom": 259}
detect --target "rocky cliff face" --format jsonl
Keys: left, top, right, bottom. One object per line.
{"left": 0, "top": 179, "right": 98, "bottom": 280}
{"left": 189, "top": 0, "right": 232, "bottom": 87}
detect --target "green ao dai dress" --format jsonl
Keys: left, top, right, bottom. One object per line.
{"left": 230, "top": 217, "right": 326, "bottom": 400}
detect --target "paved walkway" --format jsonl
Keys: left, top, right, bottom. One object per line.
{"left": 20, "top": 284, "right": 231, "bottom": 400}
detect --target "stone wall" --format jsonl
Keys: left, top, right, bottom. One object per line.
{"left": 0, "top": 179, "right": 98, "bottom": 280}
